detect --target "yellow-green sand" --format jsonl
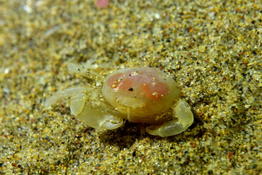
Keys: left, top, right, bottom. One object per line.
{"left": 0, "top": 0, "right": 261, "bottom": 174}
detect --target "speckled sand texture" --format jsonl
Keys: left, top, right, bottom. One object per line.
{"left": 0, "top": 0, "right": 261, "bottom": 174}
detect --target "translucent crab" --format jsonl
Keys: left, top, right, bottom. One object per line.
{"left": 45, "top": 65, "right": 194, "bottom": 137}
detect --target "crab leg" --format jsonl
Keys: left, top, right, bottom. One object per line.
{"left": 44, "top": 87, "right": 86, "bottom": 108}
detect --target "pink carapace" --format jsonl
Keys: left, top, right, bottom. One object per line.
{"left": 102, "top": 67, "right": 180, "bottom": 123}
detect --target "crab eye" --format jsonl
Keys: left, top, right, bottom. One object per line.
{"left": 128, "top": 87, "right": 134, "bottom": 91}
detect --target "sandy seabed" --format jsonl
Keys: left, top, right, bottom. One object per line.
{"left": 0, "top": 0, "right": 261, "bottom": 174}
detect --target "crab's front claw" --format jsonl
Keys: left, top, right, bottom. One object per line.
{"left": 75, "top": 104, "right": 124, "bottom": 131}
{"left": 146, "top": 99, "right": 194, "bottom": 137}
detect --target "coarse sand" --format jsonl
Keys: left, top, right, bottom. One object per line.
{"left": 0, "top": 0, "right": 261, "bottom": 174}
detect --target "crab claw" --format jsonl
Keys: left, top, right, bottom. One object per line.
{"left": 75, "top": 104, "right": 124, "bottom": 131}
{"left": 146, "top": 100, "right": 194, "bottom": 137}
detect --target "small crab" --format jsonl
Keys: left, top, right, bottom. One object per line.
{"left": 45, "top": 66, "right": 194, "bottom": 137}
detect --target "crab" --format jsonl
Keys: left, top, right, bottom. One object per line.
{"left": 45, "top": 65, "right": 194, "bottom": 137}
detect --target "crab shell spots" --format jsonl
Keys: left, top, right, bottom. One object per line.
{"left": 102, "top": 67, "right": 180, "bottom": 124}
